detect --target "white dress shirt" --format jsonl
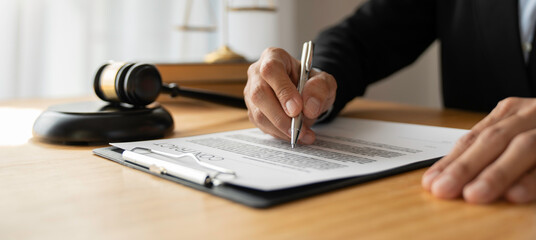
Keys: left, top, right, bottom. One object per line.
{"left": 519, "top": 0, "right": 536, "bottom": 61}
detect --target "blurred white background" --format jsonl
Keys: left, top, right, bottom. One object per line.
{"left": 0, "top": 0, "right": 441, "bottom": 108}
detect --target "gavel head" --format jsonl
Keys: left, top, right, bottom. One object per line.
{"left": 93, "top": 62, "right": 162, "bottom": 106}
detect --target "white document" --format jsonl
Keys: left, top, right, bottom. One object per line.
{"left": 112, "top": 118, "right": 468, "bottom": 191}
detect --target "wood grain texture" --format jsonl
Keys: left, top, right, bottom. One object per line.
{"left": 0, "top": 97, "right": 534, "bottom": 240}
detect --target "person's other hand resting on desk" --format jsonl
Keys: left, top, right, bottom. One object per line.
{"left": 421, "top": 97, "right": 536, "bottom": 204}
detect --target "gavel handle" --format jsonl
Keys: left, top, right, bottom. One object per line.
{"left": 161, "top": 83, "right": 247, "bottom": 109}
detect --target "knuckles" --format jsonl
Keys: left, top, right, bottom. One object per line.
{"left": 246, "top": 62, "right": 259, "bottom": 78}
{"left": 511, "top": 131, "right": 536, "bottom": 151}
{"left": 248, "top": 107, "right": 265, "bottom": 126}
{"left": 519, "top": 99, "right": 536, "bottom": 117}
{"left": 262, "top": 47, "right": 287, "bottom": 58}
{"left": 259, "top": 58, "right": 283, "bottom": 79}
{"left": 457, "top": 131, "right": 478, "bottom": 147}
{"left": 249, "top": 82, "right": 270, "bottom": 106}
{"left": 494, "top": 97, "right": 522, "bottom": 117}
{"left": 479, "top": 126, "right": 509, "bottom": 145}
{"left": 258, "top": 48, "right": 289, "bottom": 78}
{"left": 497, "top": 97, "right": 522, "bottom": 110}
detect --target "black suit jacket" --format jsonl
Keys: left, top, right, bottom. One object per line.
{"left": 313, "top": 0, "right": 533, "bottom": 119}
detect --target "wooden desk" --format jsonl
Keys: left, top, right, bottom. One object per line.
{"left": 1, "top": 97, "right": 535, "bottom": 240}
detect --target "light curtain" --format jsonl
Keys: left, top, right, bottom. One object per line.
{"left": 0, "top": 0, "right": 216, "bottom": 100}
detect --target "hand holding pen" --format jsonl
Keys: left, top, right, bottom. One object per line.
{"left": 243, "top": 43, "right": 337, "bottom": 146}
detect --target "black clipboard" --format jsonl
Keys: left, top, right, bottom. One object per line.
{"left": 93, "top": 146, "right": 438, "bottom": 208}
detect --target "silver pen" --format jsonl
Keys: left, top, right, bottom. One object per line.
{"left": 291, "top": 41, "right": 313, "bottom": 148}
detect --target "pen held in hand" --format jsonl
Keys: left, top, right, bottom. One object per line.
{"left": 291, "top": 41, "right": 314, "bottom": 148}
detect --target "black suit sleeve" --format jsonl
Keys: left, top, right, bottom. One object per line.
{"left": 313, "top": 0, "right": 437, "bottom": 122}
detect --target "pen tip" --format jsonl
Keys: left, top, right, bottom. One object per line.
{"left": 291, "top": 144, "right": 295, "bottom": 149}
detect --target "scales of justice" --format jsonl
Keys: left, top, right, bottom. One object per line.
{"left": 177, "top": 0, "right": 277, "bottom": 63}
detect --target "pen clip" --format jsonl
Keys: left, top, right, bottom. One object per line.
{"left": 298, "top": 41, "right": 314, "bottom": 93}
{"left": 304, "top": 41, "right": 313, "bottom": 73}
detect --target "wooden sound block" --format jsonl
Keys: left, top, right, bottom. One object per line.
{"left": 32, "top": 101, "right": 174, "bottom": 145}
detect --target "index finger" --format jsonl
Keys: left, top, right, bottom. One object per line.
{"left": 258, "top": 48, "right": 302, "bottom": 117}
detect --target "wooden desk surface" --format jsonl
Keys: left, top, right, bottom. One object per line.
{"left": 1, "top": 97, "right": 535, "bottom": 240}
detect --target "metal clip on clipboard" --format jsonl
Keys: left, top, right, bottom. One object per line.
{"left": 122, "top": 147, "right": 236, "bottom": 186}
